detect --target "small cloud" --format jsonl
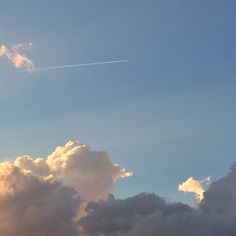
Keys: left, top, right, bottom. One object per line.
{"left": 178, "top": 176, "right": 211, "bottom": 205}
{"left": 0, "top": 42, "right": 34, "bottom": 71}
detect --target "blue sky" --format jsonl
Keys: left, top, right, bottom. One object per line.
{"left": 0, "top": 0, "right": 236, "bottom": 203}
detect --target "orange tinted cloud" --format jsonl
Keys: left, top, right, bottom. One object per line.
{"left": 178, "top": 176, "right": 211, "bottom": 205}
{"left": 0, "top": 43, "right": 34, "bottom": 71}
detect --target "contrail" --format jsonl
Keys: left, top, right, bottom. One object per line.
{"left": 19, "top": 59, "right": 128, "bottom": 72}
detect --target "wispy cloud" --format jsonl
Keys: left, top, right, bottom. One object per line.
{"left": 0, "top": 43, "right": 34, "bottom": 71}
{"left": 19, "top": 59, "right": 128, "bottom": 73}
{"left": 0, "top": 42, "right": 128, "bottom": 73}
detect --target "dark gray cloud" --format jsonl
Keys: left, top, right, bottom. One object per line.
{"left": 200, "top": 162, "right": 236, "bottom": 216}
{"left": 0, "top": 171, "right": 79, "bottom": 236}
{"left": 79, "top": 162, "right": 236, "bottom": 236}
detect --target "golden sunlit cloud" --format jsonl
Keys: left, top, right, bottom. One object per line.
{"left": 178, "top": 176, "right": 211, "bottom": 205}
{"left": 12, "top": 140, "right": 132, "bottom": 201}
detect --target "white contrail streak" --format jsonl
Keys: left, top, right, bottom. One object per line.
{"left": 19, "top": 59, "right": 128, "bottom": 72}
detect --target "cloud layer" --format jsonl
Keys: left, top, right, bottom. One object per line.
{"left": 0, "top": 43, "right": 34, "bottom": 71}
{"left": 14, "top": 141, "right": 132, "bottom": 201}
{"left": 80, "top": 168, "right": 236, "bottom": 236}
{"left": 0, "top": 140, "right": 236, "bottom": 236}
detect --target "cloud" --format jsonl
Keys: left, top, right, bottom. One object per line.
{"left": 0, "top": 140, "right": 131, "bottom": 235}
{"left": 0, "top": 162, "right": 79, "bottom": 236}
{"left": 0, "top": 43, "right": 34, "bottom": 71}
{"left": 15, "top": 141, "right": 132, "bottom": 201}
{"left": 78, "top": 162, "right": 236, "bottom": 236}
{"left": 0, "top": 42, "right": 127, "bottom": 73}
{"left": 79, "top": 193, "right": 219, "bottom": 236}
{"left": 200, "top": 162, "right": 236, "bottom": 215}
{"left": 178, "top": 176, "right": 211, "bottom": 204}
{"left": 1, "top": 140, "right": 236, "bottom": 236}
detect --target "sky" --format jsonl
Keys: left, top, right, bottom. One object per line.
{"left": 0, "top": 0, "right": 236, "bottom": 208}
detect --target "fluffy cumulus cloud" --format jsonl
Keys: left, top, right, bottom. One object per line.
{"left": 0, "top": 141, "right": 131, "bottom": 236}
{"left": 1, "top": 140, "right": 236, "bottom": 236}
{"left": 15, "top": 141, "right": 132, "bottom": 201}
{"left": 0, "top": 43, "right": 34, "bottom": 71}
